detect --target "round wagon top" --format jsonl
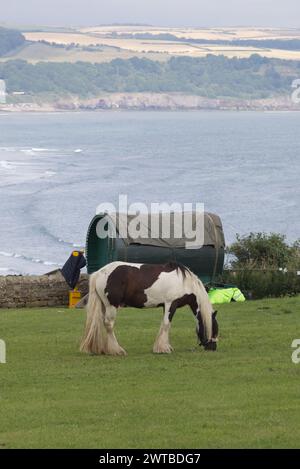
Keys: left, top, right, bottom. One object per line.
{"left": 87, "top": 211, "right": 225, "bottom": 249}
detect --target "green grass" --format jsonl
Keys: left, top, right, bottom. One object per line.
{"left": 0, "top": 296, "right": 299, "bottom": 449}
{"left": 0, "top": 42, "right": 169, "bottom": 64}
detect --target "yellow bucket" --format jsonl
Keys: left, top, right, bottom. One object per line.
{"left": 69, "top": 289, "right": 81, "bottom": 308}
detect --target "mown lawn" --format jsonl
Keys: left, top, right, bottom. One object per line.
{"left": 0, "top": 296, "right": 299, "bottom": 449}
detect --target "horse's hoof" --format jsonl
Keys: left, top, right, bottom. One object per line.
{"left": 153, "top": 344, "right": 174, "bottom": 354}
{"left": 110, "top": 347, "right": 127, "bottom": 356}
{"left": 104, "top": 345, "right": 127, "bottom": 356}
{"left": 204, "top": 341, "right": 217, "bottom": 351}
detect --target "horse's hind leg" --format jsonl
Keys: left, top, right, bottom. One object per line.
{"left": 153, "top": 303, "right": 174, "bottom": 354}
{"left": 103, "top": 306, "right": 127, "bottom": 356}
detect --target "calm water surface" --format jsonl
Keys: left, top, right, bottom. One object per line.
{"left": 0, "top": 111, "right": 299, "bottom": 274}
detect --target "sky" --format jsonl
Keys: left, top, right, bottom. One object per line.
{"left": 1, "top": 0, "right": 300, "bottom": 28}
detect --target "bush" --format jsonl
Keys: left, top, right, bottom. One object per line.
{"left": 228, "top": 232, "right": 299, "bottom": 269}
{"left": 289, "top": 240, "right": 300, "bottom": 270}
{"left": 223, "top": 232, "right": 300, "bottom": 299}
{"left": 221, "top": 269, "right": 300, "bottom": 299}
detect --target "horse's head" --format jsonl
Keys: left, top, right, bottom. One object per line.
{"left": 196, "top": 311, "right": 218, "bottom": 351}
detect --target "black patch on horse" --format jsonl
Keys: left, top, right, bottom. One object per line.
{"left": 196, "top": 310, "right": 218, "bottom": 351}
{"left": 169, "top": 293, "right": 197, "bottom": 322}
{"left": 212, "top": 311, "right": 218, "bottom": 338}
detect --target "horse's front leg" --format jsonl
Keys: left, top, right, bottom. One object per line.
{"left": 153, "top": 303, "right": 174, "bottom": 354}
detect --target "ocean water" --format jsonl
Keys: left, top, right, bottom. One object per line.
{"left": 0, "top": 110, "right": 299, "bottom": 275}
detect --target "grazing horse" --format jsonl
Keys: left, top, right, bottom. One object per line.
{"left": 80, "top": 261, "right": 218, "bottom": 356}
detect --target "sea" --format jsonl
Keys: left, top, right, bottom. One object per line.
{"left": 0, "top": 110, "right": 299, "bottom": 275}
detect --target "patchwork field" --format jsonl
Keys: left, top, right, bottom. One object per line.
{"left": 0, "top": 41, "right": 169, "bottom": 64}
{"left": 0, "top": 296, "right": 299, "bottom": 449}
{"left": 79, "top": 26, "right": 300, "bottom": 41}
{"left": 18, "top": 26, "right": 300, "bottom": 62}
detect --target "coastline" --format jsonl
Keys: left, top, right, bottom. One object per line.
{"left": 1, "top": 92, "right": 300, "bottom": 112}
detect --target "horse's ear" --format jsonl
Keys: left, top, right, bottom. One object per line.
{"left": 213, "top": 311, "right": 218, "bottom": 318}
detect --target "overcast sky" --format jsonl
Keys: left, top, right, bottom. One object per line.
{"left": 1, "top": 0, "right": 300, "bottom": 28}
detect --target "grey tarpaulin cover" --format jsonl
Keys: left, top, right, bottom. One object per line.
{"left": 96, "top": 212, "right": 225, "bottom": 249}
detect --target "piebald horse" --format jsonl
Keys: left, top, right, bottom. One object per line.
{"left": 80, "top": 261, "right": 218, "bottom": 356}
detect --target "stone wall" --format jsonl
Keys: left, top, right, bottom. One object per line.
{"left": 0, "top": 271, "right": 88, "bottom": 308}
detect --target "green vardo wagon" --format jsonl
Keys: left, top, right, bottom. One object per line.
{"left": 86, "top": 212, "right": 225, "bottom": 284}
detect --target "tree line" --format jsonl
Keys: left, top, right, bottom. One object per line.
{"left": 0, "top": 27, "right": 25, "bottom": 56}
{"left": 0, "top": 54, "right": 298, "bottom": 99}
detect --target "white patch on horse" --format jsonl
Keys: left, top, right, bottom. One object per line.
{"left": 144, "top": 270, "right": 193, "bottom": 307}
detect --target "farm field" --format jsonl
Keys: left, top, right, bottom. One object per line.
{"left": 19, "top": 26, "right": 300, "bottom": 62}
{"left": 0, "top": 296, "right": 299, "bottom": 449}
{"left": 4, "top": 40, "right": 300, "bottom": 64}
{"left": 0, "top": 41, "right": 169, "bottom": 64}
{"left": 63, "top": 25, "right": 300, "bottom": 41}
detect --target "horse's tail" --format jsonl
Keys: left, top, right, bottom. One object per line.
{"left": 80, "top": 272, "right": 105, "bottom": 354}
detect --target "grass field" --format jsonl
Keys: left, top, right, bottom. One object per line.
{"left": 3, "top": 25, "right": 300, "bottom": 64}
{"left": 0, "top": 41, "right": 169, "bottom": 64}
{"left": 0, "top": 296, "right": 299, "bottom": 449}
{"left": 21, "top": 27, "right": 300, "bottom": 61}
{"left": 4, "top": 39, "right": 300, "bottom": 64}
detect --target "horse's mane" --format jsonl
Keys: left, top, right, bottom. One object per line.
{"left": 164, "top": 261, "right": 192, "bottom": 279}
{"left": 164, "top": 262, "right": 211, "bottom": 310}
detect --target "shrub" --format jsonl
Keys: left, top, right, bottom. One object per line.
{"left": 223, "top": 233, "right": 300, "bottom": 299}
{"left": 221, "top": 269, "right": 300, "bottom": 299}
{"left": 228, "top": 232, "right": 299, "bottom": 269}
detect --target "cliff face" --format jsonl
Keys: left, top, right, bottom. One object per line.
{"left": 75, "top": 93, "right": 300, "bottom": 111}
{"left": 1, "top": 92, "right": 300, "bottom": 112}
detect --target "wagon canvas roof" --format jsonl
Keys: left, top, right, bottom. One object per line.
{"left": 96, "top": 212, "right": 225, "bottom": 249}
